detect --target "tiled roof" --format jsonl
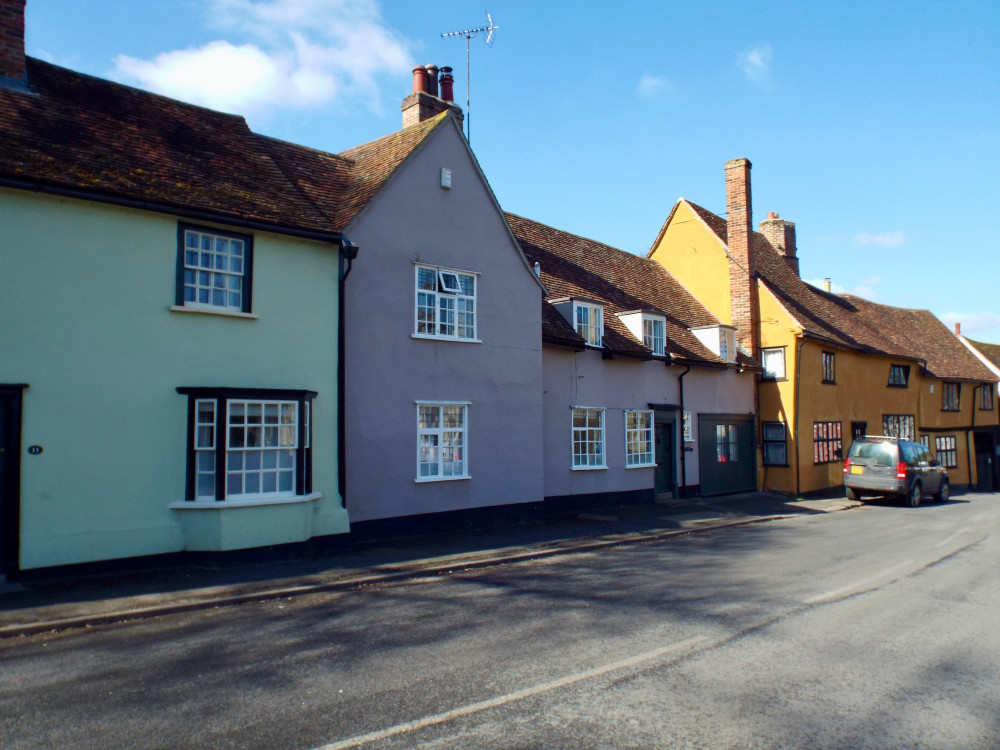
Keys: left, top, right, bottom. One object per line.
{"left": 505, "top": 212, "right": 731, "bottom": 366}
{"left": 842, "top": 298, "right": 998, "bottom": 382}
{"left": 967, "top": 339, "right": 1000, "bottom": 371}
{"left": 663, "top": 198, "right": 997, "bottom": 382}
{"left": 259, "top": 111, "right": 451, "bottom": 232}
{"left": 0, "top": 58, "right": 449, "bottom": 238}
{"left": 0, "top": 59, "right": 332, "bottom": 235}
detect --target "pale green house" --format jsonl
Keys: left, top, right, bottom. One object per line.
{"left": 0, "top": 36, "right": 356, "bottom": 575}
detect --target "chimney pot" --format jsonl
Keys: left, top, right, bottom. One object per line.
{"left": 767, "top": 211, "right": 778, "bottom": 219}
{"left": 425, "top": 64, "right": 439, "bottom": 97}
{"left": 0, "top": 0, "right": 27, "bottom": 84}
{"left": 824, "top": 278, "right": 832, "bottom": 293}
{"left": 411, "top": 65, "right": 428, "bottom": 94}
{"left": 955, "top": 322, "right": 961, "bottom": 336}
{"left": 439, "top": 66, "right": 455, "bottom": 102}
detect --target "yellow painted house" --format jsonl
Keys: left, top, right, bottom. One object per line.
{"left": 648, "top": 158, "right": 999, "bottom": 495}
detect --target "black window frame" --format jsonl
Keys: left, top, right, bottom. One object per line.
{"left": 812, "top": 420, "right": 842, "bottom": 464}
{"left": 176, "top": 223, "right": 255, "bottom": 313}
{"left": 762, "top": 421, "right": 787, "bottom": 466}
{"left": 883, "top": 414, "right": 916, "bottom": 441}
{"left": 177, "top": 387, "right": 316, "bottom": 501}
{"left": 941, "top": 382, "right": 961, "bottom": 412}
{"left": 980, "top": 384, "right": 995, "bottom": 411}
{"left": 888, "top": 364, "right": 910, "bottom": 388}
{"left": 821, "top": 351, "right": 836, "bottom": 384}
{"left": 935, "top": 435, "right": 958, "bottom": 468}
{"left": 851, "top": 421, "right": 868, "bottom": 441}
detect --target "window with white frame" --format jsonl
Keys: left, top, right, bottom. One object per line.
{"left": 761, "top": 347, "right": 786, "bottom": 380}
{"left": 574, "top": 302, "right": 603, "bottom": 347}
{"left": 177, "top": 225, "right": 252, "bottom": 312}
{"left": 643, "top": 316, "right": 666, "bottom": 356}
{"left": 415, "top": 265, "right": 477, "bottom": 340}
{"left": 179, "top": 388, "right": 314, "bottom": 502}
{"left": 572, "top": 407, "right": 605, "bottom": 468}
{"left": 719, "top": 329, "right": 736, "bottom": 362}
{"left": 416, "top": 403, "right": 468, "bottom": 480}
{"left": 625, "top": 410, "right": 654, "bottom": 467}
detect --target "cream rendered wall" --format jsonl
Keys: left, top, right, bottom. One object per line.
{"left": 0, "top": 188, "right": 347, "bottom": 569}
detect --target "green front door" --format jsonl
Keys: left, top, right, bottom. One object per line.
{"left": 699, "top": 416, "right": 756, "bottom": 496}
{"left": 654, "top": 421, "right": 675, "bottom": 499}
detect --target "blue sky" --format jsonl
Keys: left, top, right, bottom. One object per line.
{"left": 25, "top": 0, "right": 1000, "bottom": 343}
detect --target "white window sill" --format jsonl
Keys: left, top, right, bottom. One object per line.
{"left": 414, "top": 475, "right": 471, "bottom": 483}
{"left": 170, "top": 304, "right": 259, "bottom": 320}
{"left": 411, "top": 333, "right": 482, "bottom": 344}
{"left": 626, "top": 463, "right": 656, "bottom": 470}
{"left": 571, "top": 465, "right": 607, "bottom": 471}
{"left": 170, "top": 491, "right": 321, "bottom": 510}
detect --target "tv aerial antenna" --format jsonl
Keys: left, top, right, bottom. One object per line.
{"left": 441, "top": 11, "right": 498, "bottom": 145}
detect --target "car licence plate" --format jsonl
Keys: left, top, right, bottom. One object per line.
{"left": 851, "top": 465, "right": 864, "bottom": 475}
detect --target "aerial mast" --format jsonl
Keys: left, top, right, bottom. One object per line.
{"left": 441, "top": 11, "right": 498, "bottom": 145}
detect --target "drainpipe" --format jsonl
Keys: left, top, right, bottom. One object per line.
{"left": 793, "top": 337, "right": 805, "bottom": 496}
{"left": 338, "top": 237, "right": 360, "bottom": 507}
{"left": 968, "top": 383, "right": 980, "bottom": 490}
{"left": 677, "top": 364, "right": 691, "bottom": 497}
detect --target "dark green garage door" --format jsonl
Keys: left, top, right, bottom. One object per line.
{"left": 698, "top": 415, "right": 756, "bottom": 496}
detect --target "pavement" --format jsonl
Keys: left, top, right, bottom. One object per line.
{"left": 0, "top": 491, "right": 862, "bottom": 638}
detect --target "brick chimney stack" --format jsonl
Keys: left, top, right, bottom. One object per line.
{"left": 725, "top": 157, "right": 759, "bottom": 357}
{"left": 401, "top": 63, "right": 464, "bottom": 129}
{"left": 955, "top": 322, "right": 961, "bottom": 336}
{"left": 0, "top": 0, "right": 27, "bottom": 85}
{"left": 760, "top": 211, "right": 799, "bottom": 277}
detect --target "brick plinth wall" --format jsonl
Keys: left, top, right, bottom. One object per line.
{"left": 0, "top": 0, "right": 26, "bottom": 83}
{"left": 725, "top": 157, "right": 760, "bottom": 358}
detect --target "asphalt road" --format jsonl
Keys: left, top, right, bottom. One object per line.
{"left": 3, "top": 494, "right": 999, "bottom": 749}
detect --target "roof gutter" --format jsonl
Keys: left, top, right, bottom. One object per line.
{"left": 0, "top": 177, "right": 343, "bottom": 245}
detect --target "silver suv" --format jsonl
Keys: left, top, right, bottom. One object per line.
{"left": 842, "top": 436, "right": 949, "bottom": 507}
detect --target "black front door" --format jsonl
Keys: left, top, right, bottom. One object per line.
{"left": 0, "top": 389, "right": 23, "bottom": 577}
{"left": 654, "top": 421, "right": 675, "bottom": 499}
{"left": 974, "top": 432, "right": 996, "bottom": 492}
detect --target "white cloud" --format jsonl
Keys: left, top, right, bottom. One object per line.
{"left": 113, "top": 0, "right": 412, "bottom": 114}
{"left": 854, "top": 230, "right": 906, "bottom": 247}
{"left": 637, "top": 73, "right": 674, "bottom": 98}
{"left": 939, "top": 311, "right": 1000, "bottom": 335}
{"left": 738, "top": 44, "right": 772, "bottom": 84}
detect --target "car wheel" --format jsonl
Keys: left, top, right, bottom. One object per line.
{"left": 934, "top": 479, "right": 950, "bottom": 503}
{"left": 905, "top": 482, "right": 921, "bottom": 508}
{"left": 846, "top": 487, "right": 860, "bottom": 501}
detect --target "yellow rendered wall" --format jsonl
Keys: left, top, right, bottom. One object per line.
{"left": 649, "top": 202, "right": 732, "bottom": 325}
{"left": 914, "top": 374, "right": 998, "bottom": 487}
{"left": 796, "top": 346, "right": 920, "bottom": 493}
{"left": 757, "top": 285, "right": 799, "bottom": 492}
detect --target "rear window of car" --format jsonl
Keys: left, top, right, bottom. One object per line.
{"left": 849, "top": 441, "right": 896, "bottom": 465}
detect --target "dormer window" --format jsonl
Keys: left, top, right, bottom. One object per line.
{"left": 574, "top": 301, "right": 603, "bottom": 347}
{"left": 643, "top": 317, "right": 666, "bottom": 356}
{"left": 617, "top": 310, "right": 667, "bottom": 356}
{"left": 690, "top": 324, "right": 737, "bottom": 363}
